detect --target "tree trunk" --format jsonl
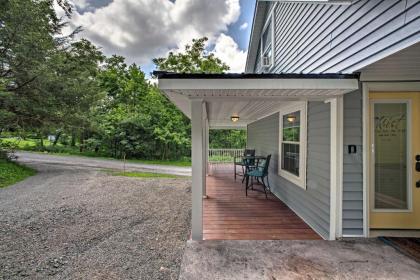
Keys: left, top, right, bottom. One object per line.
{"left": 71, "top": 131, "right": 76, "bottom": 147}
{"left": 161, "top": 143, "right": 168, "bottom": 160}
{"left": 113, "top": 139, "right": 117, "bottom": 158}
{"left": 79, "top": 131, "right": 84, "bottom": 152}
{"left": 53, "top": 131, "right": 62, "bottom": 146}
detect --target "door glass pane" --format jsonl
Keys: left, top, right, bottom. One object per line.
{"left": 282, "top": 143, "right": 300, "bottom": 176}
{"left": 374, "top": 103, "right": 408, "bottom": 210}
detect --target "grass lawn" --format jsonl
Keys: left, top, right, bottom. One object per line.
{"left": 107, "top": 170, "right": 187, "bottom": 179}
{"left": 126, "top": 158, "right": 191, "bottom": 167}
{"left": 0, "top": 160, "right": 36, "bottom": 188}
{"left": 1, "top": 137, "right": 53, "bottom": 149}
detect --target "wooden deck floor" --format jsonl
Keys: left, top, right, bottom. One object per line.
{"left": 204, "top": 170, "right": 321, "bottom": 240}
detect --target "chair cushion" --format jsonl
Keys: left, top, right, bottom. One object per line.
{"left": 246, "top": 169, "right": 263, "bottom": 177}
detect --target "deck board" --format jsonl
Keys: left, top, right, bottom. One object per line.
{"left": 204, "top": 171, "right": 321, "bottom": 240}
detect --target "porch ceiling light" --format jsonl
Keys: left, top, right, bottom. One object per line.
{"left": 231, "top": 115, "right": 240, "bottom": 122}
{"left": 287, "top": 114, "right": 296, "bottom": 123}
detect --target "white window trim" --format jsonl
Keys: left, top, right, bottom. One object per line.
{"left": 260, "top": 4, "right": 276, "bottom": 70}
{"left": 278, "top": 102, "right": 307, "bottom": 189}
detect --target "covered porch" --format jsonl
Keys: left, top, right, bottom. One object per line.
{"left": 205, "top": 167, "right": 321, "bottom": 240}
{"left": 155, "top": 72, "right": 359, "bottom": 241}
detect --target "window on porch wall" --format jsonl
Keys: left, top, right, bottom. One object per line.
{"left": 279, "top": 103, "right": 307, "bottom": 189}
{"left": 282, "top": 111, "right": 300, "bottom": 176}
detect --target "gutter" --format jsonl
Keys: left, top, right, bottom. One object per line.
{"left": 153, "top": 71, "right": 360, "bottom": 80}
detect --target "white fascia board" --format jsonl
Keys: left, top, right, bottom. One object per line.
{"left": 159, "top": 78, "right": 359, "bottom": 91}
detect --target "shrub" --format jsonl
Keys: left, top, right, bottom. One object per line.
{"left": 0, "top": 140, "right": 18, "bottom": 161}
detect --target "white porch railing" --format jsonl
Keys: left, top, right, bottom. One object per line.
{"left": 208, "top": 149, "right": 244, "bottom": 173}
{"left": 208, "top": 148, "right": 244, "bottom": 164}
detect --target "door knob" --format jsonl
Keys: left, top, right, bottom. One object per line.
{"left": 417, "top": 162, "right": 420, "bottom": 172}
{"left": 417, "top": 181, "right": 420, "bottom": 188}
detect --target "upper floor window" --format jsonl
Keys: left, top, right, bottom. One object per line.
{"left": 260, "top": 12, "right": 275, "bottom": 69}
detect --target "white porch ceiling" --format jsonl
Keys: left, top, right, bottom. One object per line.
{"left": 158, "top": 75, "right": 359, "bottom": 129}
{"left": 206, "top": 100, "right": 291, "bottom": 129}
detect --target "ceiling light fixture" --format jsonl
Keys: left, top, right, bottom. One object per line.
{"left": 231, "top": 115, "right": 240, "bottom": 122}
{"left": 287, "top": 114, "right": 296, "bottom": 123}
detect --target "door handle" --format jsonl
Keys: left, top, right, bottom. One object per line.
{"left": 416, "top": 162, "right": 420, "bottom": 172}
{"left": 417, "top": 181, "right": 420, "bottom": 188}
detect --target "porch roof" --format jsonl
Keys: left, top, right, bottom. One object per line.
{"left": 154, "top": 71, "right": 359, "bottom": 129}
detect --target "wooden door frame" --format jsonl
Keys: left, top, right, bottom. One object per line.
{"left": 362, "top": 82, "right": 420, "bottom": 237}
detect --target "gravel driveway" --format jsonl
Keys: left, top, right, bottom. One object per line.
{"left": 16, "top": 152, "right": 192, "bottom": 176}
{"left": 0, "top": 161, "right": 191, "bottom": 279}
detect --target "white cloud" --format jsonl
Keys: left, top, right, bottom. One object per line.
{"left": 72, "top": 0, "right": 89, "bottom": 9}
{"left": 239, "top": 22, "right": 248, "bottom": 30}
{"left": 211, "top": 33, "right": 246, "bottom": 73}
{"left": 65, "top": 0, "right": 242, "bottom": 67}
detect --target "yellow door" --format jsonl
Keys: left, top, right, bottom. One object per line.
{"left": 369, "top": 92, "right": 420, "bottom": 229}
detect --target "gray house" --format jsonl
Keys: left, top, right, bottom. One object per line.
{"left": 155, "top": 0, "right": 420, "bottom": 240}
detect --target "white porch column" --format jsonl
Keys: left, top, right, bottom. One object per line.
{"left": 328, "top": 96, "right": 344, "bottom": 240}
{"left": 202, "top": 103, "right": 208, "bottom": 196}
{"left": 191, "top": 99, "right": 204, "bottom": 240}
{"left": 361, "top": 83, "right": 369, "bottom": 238}
{"left": 205, "top": 120, "right": 209, "bottom": 177}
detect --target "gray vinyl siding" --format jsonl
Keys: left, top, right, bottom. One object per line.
{"left": 247, "top": 102, "right": 331, "bottom": 239}
{"left": 254, "top": 0, "right": 420, "bottom": 74}
{"left": 342, "top": 90, "right": 364, "bottom": 236}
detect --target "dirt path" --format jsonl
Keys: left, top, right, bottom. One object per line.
{"left": 180, "top": 239, "right": 420, "bottom": 280}
{"left": 0, "top": 162, "right": 191, "bottom": 279}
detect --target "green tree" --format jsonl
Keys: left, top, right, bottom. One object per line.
{"left": 49, "top": 39, "right": 105, "bottom": 147}
{"left": 92, "top": 55, "right": 191, "bottom": 160}
{"left": 153, "top": 37, "right": 246, "bottom": 151}
{"left": 153, "top": 37, "right": 229, "bottom": 73}
{"left": 0, "top": 0, "right": 92, "bottom": 133}
{"left": 93, "top": 56, "right": 153, "bottom": 158}
{"left": 145, "top": 87, "right": 190, "bottom": 159}
{"left": 209, "top": 129, "right": 246, "bottom": 149}
{"left": 0, "top": 0, "right": 106, "bottom": 151}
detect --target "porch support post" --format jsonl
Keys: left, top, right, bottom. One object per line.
{"left": 203, "top": 102, "right": 208, "bottom": 196}
{"left": 327, "top": 96, "right": 344, "bottom": 240}
{"left": 205, "top": 121, "right": 209, "bottom": 177}
{"left": 362, "top": 83, "right": 369, "bottom": 237}
{"left": 191, "top": 99, "right": 204, "bottom": 240}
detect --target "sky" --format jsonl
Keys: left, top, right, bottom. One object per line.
{"left": 60, "top": 0, "right": 256, "bottom": 76}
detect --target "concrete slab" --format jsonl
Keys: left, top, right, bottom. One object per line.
{"left": 179, "top": 239, "right": 420, "bottom": 280}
